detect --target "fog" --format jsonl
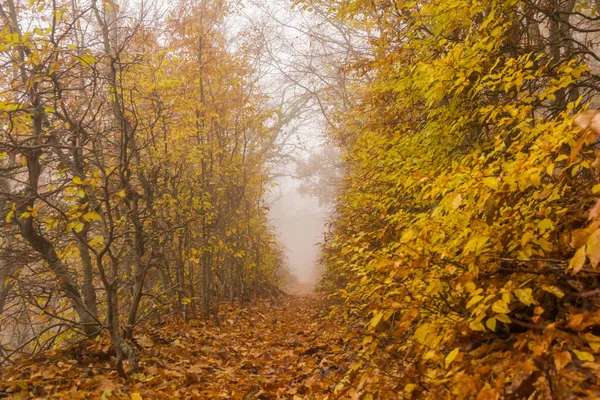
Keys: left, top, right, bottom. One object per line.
{"left": 269, "top": 175, "right": 330, "bottom": 284}
{"left": 228, "top": 0, "right": 347, "bottom": 287}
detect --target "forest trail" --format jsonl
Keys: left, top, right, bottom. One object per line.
{"left": 0, "top": 295, "right": 357, "bottom": 400}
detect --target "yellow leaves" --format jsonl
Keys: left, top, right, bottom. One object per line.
{"left": 400, "top": 229, "right": 417, "bottom": 243}
{"left": 233, "top": 250, "right": 245, "bottom": 259}
{"left": 368, "top": 311, "right": 384, "bottom": 331}
{"left": 495, "top": 314, "right": 511, "bottom": 324}
{"left": 426, "top": 279, "right": 441, "bottom": 295}
{"left": 583, "top": 333, "right": 600, "bottom": 352}
{"left": 89, "top": 237, "right": 104, "bottom": 247}
{"left": 536, "top": 237, "right": 553, "bottom": 253}
{"left": 444, "top": 348, "right": 459, "bottom": 368}
{"left": 79, "top": 54, "right": 97, "bottom": 65}
{"left": 464, "top": 235, "right": 489, "bottom": 256}
{"left": 452, "top": 193, "right": 463, "bottom": 210}
{"left": 413, "top": 324, "right": 429, "bottom": 344}
{"left": 466, "top": 295, "right": 484, "bottom": 309}
{"left": 73, "top": 176, "right": 102, "bottom": 188}
{"left": 537, "top": 219, "right": 553, "bottom": 232}
{"left": 422, "top": 350, "right": 436, "bottom": 361}
{"left": 131, "top": 393, "right": 143, "bottom": 400}
{"left": 469, "top": 320, "right": 486, "bottom": 332}
{"left": 83, "top": 212, "right": 102, "bottom": 222}
{"left": 404, "top": 383, "right": 416, "bottom": 393}
{"left": 71, "top": 222, "right": 85, "bottom": 233}
{"left": 482, "top": 177, "right": 498, "bottom": 190}
{"left": 529, "top": 172, "right": 541, "bottom": 188}
{"left": 513, "top": 288, "right": 535, "bottom": 307}
{"left": 311, "top": 0, "right": 600, "bottom": 393}
{"left": 585, "top": 229, "right": 600, "bottom": 268}
{"left": 541, "top": 285, "right": 564, "bottom": 299}
{"left": 491, "top": 299, "right": 510, "bottom": 314}
{"left": 414, "top": 323, "right": 436, "bottom": 346}
{"left": 568, "top": 246, "right": 586, "bottom": 273}
{"left": 572, "top": 350, "right": 595, "bottom": 362}
{"left": 5, "top": 203, "right": 16, "bottom": 223}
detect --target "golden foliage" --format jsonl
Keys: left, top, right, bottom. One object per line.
{"left": 315, "top": 0, "right": 600, "bottom": 397}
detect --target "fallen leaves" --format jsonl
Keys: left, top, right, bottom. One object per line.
{"left": 573, "top": 350, "right": 595, "bottom": 363}
{"left": 4, "top": 292, "right": 600, "bottom": 399}
{"left": 444, "top": 348, "right": 460, "bottom": 369}
{"left": 0, "top": 295, "right": 350, "bottom": 399}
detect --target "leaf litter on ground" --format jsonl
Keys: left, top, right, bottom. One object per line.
{"left": 0, "top": 295, "right": 359, "bottom": 400}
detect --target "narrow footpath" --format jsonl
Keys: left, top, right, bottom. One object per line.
{"left": 0, "top": 295, "right": 360, "bottom": 399}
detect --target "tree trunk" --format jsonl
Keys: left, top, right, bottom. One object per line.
{"left": 106, "top": 284, "right": 138, "bottom": 378}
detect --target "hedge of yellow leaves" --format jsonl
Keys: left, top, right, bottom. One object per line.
{"left": 316, "top": 0, "right": 600, "bottom": 397}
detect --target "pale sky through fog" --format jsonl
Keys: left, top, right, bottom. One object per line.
{"left": 269, "top": 175, "right": 330, "bottom": 283}
{"left": 227, "top": 0, "right": 335, "bottom": 285}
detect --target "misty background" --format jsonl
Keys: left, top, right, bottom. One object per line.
{"left": 228, "top": 0, "right": 352, "bottom": 287}
{"left": 269, "top": 177, "right": 329, "bottom": 284}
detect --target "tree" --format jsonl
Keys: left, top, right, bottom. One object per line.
{"left": 0, "top": 0, "right": 284, "bottom": 376}
{"left": 313, "top": 0, "right": 600, "bottom": 396}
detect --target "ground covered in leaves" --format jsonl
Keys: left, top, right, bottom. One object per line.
{"left": 0, "top": 295, "right": 364, "bottom": 399}
{"left": 5, "top": 292, "right": 599, "bottom": 399}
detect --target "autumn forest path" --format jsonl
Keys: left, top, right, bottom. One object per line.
{"left": 0, "top": 294, "right": 354, "bottom": 399}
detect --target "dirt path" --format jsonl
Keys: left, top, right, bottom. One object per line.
{"left": 0, "top": 295, "right": 354, "bottom": 399}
